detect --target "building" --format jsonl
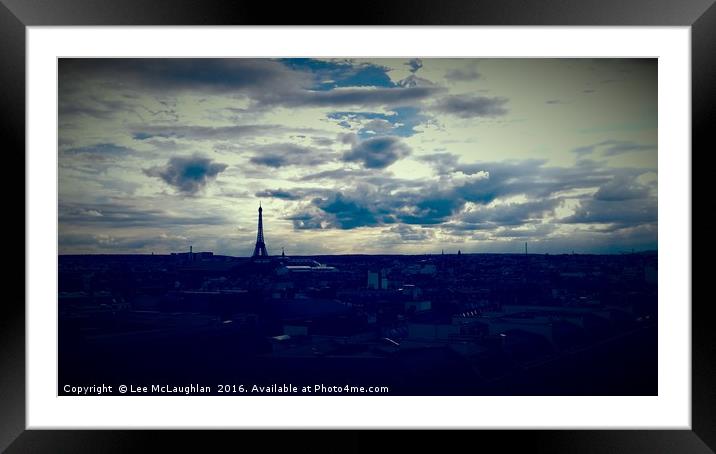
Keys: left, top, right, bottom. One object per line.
{"left": 252, "top": 203, "right": 269, "bottom": 258}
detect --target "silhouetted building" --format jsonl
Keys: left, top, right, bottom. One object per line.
{"left": 252, "top": 203, "right": 269, "bottom": 258}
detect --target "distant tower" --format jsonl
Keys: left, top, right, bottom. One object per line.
{"left": 252, "top": 203, "right": 269, "bottom": 257}
{"left": 525, "top": 242, "right": 528, "bottom": 255}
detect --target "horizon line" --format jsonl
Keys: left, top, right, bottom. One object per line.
{"left": 58, "top": 249, "right": 658, "bottom": 257}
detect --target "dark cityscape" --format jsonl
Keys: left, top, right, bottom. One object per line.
{"left": 59, "top": 205, "right": 657, "bottom": 396}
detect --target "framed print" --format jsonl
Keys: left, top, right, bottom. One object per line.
{"left": 3, "top": 0, "right": 712, "bottom": 451}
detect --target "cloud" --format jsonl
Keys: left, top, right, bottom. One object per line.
{"left": 328, "top": 107, "right": 427, "bottom": 138}
{"left": 254, "top": 187, "right": 327, "bottom": 201}
{"left": 361, "top": 119, "right": 396, "bottom": 134}
{"left": 281, "top": 58, "right": 394, "bottom": 90}
{"left": 249, "top": 143, "right": 334, "bottom": 168}
{"left": 60, "top": 58, "right": 309, "bottom": 95}
{"left": 493, "top": 223, "right": 558, "bottom": 239}
{"left": 594, "top": 175, "right": 652, "bottom": 201}
{"left": 286, "top": 154, "right": 655, "bottom": 235}
{"left": 599, "top": 140, "right": 657, "bottom": 156}
{"left": 572, "top": 145, "right": 597, "bottom": 156}
{"left": 385, "top": 224, "right": 434, "bottom": 241}
{"left": 131, "top": 124, "right": 283, "bottom": 141}
{"left": 418, "top": 152, "right": 461, "bottom": 174}
{"left": 144, "top": 154, "right": 228, "bottom": 194}
{"left": 433, "top": 95, "right": 508, "bottom": 118}
{"left": 58, "top": 231, "right": 197, "bottom": 254}
{"left": 458, "top": 198, "right": 562, "bottom": 229}
{"left": 57, "top": 58, "right": 658, "bottom": 254}
{"left": 267, "top": 85, "right": 441, "bottom": 108}
{"left": 255, "top": 189, "right": 304, "bottom": 200}
{"left": 406, "top": 58, "right": 423, "bottom": 74}
{"left": 445, "top": 66, "right": 482, "bottom": 82}
{"left": 315, "top": 193, "right": 381, "bottom": 229}
{"left": 63, "top": 143, "right": 134, "bottom": 156}
{"left": 396, "top": 74, "right": 435, "bottom": 88}
{"left": 312, "top": 136, "right": 334, "bottom": 147}
{"left": 425, "top": 155, "right": 647, "bottom": 200}
{"left": 299, "top": 167, "right": 377, "bottom": 181}
{"left": 59, "top": 96, "right": 139, "bottom": 120}
{"left": 284, "top": 209, "right": 332, "bottom": 230}
{"left": 59, "top": 202, "right": 228, "bottom": 228}
{"left": 562, "top": 198, "right": 657, "bottom": 229}
{"left": 342, "top": 136, "right": 411, "bottom": 169}
{"left": 61, "top": 59, "right": 440, "bottom": 111}
{"left": 571, "top": 140, "right": 657, "bottom": 157}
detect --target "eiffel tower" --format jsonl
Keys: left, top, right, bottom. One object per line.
{"left": 252, "top": 203, "right": 269, "bottom": 257}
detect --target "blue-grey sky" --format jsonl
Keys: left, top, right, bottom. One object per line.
{"left": 58, "top": 58, "right": 657, "bottom": 255}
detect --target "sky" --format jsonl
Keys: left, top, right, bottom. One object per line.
{"left": 58, "top": 58, "right": 657, "bottom": 256}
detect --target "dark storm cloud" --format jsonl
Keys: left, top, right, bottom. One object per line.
{"left": 144, "top": 154, "right": 228, "bottom": 194}
{"left": 59, "top": 202, "right": 228, "bottom": 228}
{"left": 249, "top": 143, "right": 334, "bottom": 168}
{"left": 433, "top": 95, "right": 508, "bottom": 118}
{"left": 342, "top": 136, "right": 411, "bottom": 169}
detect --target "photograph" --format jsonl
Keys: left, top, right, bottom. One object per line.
{"left": 2, "top": 0, "right": 709, "bottom": 446}
{"left": 57, "top": 57, "right": 659, "bottom": 397}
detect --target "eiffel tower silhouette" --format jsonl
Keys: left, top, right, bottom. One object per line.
{"left": 252, "top": 203, "right": 269, "bottom": 257}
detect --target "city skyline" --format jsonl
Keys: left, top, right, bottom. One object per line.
{"left": 58, "top": 58, "right": 657, "bottom": 255}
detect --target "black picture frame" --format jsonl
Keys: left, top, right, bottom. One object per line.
{"left": 2, "top": 0, "right": 711, "bottom": 451}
